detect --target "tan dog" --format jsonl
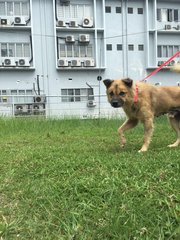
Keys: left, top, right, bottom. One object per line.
{"left": 103, "top": 64, "right": 180, "bottom": 152}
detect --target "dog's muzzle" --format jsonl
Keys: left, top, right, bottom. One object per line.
{"left": 111, "top": 99, "right": 124, "bottom": 108}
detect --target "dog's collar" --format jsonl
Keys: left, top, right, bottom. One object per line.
{"left": 134, "top": 84, "right": 139, "bottom": 103}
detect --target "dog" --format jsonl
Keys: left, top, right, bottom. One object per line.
{"left": 103, "top": 64, "right": 180, "bottom": 152}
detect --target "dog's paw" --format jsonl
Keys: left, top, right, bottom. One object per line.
{"left": 168, "top": 143, "right": 179, "bottom": 148}
{"left": 138, "top": 147, "right": 148, "bottom": 153}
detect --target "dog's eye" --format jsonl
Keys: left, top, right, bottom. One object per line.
{"left": 109, "top": 92, "right": 114, "bottom": 96}
{"left": 119, "top": 92, "right": 126, "bottom": 97}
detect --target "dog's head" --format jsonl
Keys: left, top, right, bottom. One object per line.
{"left": 103, "top": 78, "right": 133, "bottom": 108}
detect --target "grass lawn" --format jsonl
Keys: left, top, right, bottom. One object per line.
{"left": 0, "top": 117, "right": 179, "bottom": 240}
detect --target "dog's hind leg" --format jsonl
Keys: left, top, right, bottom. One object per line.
{"left": 118, "top": 118, "right": 138, "bottom": 147}
{"left": 168, "top": 116, "right": 180, "bottom": 147}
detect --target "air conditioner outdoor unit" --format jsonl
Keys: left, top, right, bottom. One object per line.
{"left": 14, "top": 16, "right": 27, "bottom": 25}
{"left": 79, "top": 34, "right": 90, "bottom": 43}
{"left": 58, "top": 58, "right": 69, "bottom": 67}
{"left": 34, "top": 95, "right": 46, "bottom": 103}
{"left": 165, "top": 24, "right": 171, "bottom": 30}
{"left": 3, "top": 58, "right": 16, "bottom": 67}
{"left": 87, "top": 100, "right": 96, "bottom": 107}
{"left": 84, "top": 58, "right": 95, "bottom": 67}
{"left": 15, "top": 105, "right": 23, "bottom": 112}
{"left": 17, "top": 58, "right": 30, "bottom": 67}
{"left": 0, "top": 18, "right": 8, "bottom": 25}
{"left": 57, "top": 20, "right": 66, "bottom": 27}
{"left": 15, "top": 105, "right": 28, "bottom": 113}
{"left": 65, "top": 35, "right": 75, "bottom": 43}
{"left": 82, "top": 17, "right": 93, "bottom": 28}
{"left": 157, "top": 61, "right": 165, "bottom": 66}
{"left": 168, "top": 60, "right": 175, "bottom": 66}
{"left": 60, "top": 0, "right": 70, "bottom": 6}
{"left": 71, "top": 59, "right": 81, "bottom": 67}
{"left": 69, "top": 20, "right": 78, "bottom": 28}
{"left": 32, "top": 104, "right": 45, "bottom": 114}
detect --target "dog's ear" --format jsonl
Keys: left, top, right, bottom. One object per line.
{"left": 122, "top": 78, "right": 133, "bottom": 88}
{"left": 103, "top": 79, "right": 113, "bottom": 88}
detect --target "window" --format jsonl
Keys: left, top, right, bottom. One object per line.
{"left": 128, "top": 7, "right": 133, "bottom": 14}
{"left": 106, "top": 44, "right": 112, "bottom": 51}
{"left": 0, "top": 2, "right": 5, "bottom": 15}
{"left": 157, "top": 8, "right": 180, "bottom": 22}
{"left": 157, "top": 45, "right": 180, "bottom": 58}
{"left": 105, "top": 6, "right": 111, "bottom": 13}
{"left": 58, "top": 39, "right": 94, "bottom": 58}
{"left": 1, "top": 44, "right": 8, "bottom": 57}
{"left": 128, "top": 44, "right": 134, "bottom": 51}
{"left": 80, "top": 45, "right": 86, "bottom": 57}
{"left": 87, "top": 45, "right": 93, "bottom": 57}
{"left": 14, "top": 2, "right": 21, "bottom": 15}
{"left": 0, "top": 1, "right": 29, "bottom": 16}
{"left": 61, "top": 88, "right": 94, "bottom": 102}
{"left": 0, "top": 43, "right": 31, "bottom": 58}
{"left": 0, "top": 90, "right": 7, "bottom": 103}
{"left": 7, "top": 2, "right": 13, "bottom": 16}
{"left": 59, "top": 44, "right": 66, "bottom": 57}
{"left": 174, "top": 9, "right": 179, "bottom": 22}
{"left": 67, "top": 45, "right": 73, "bottom": 57}
{"left": 138, "top": 45, "right": 144, "bottom": 51}
{"left": 138, "top": 8, "right": 143, "bottom": 14}
{"left": 117, "top": 44, "right": 123, "bottom": 51}
{"left": 116, "top": 7, "right": 121, "bottom": 14}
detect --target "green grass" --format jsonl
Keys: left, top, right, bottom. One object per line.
{"left": 0, "top": 117, "right": 179, "bottom": 240}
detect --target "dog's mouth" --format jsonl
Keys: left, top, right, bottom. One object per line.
{"left": 110, "top": 99, "right": 124, "bottom": 108}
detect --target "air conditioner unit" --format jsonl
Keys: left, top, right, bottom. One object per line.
{"left": 84, "top": 58, "right": 95, "bottom": 67}
{"left": 32, "top": 104, "right": 45, "bottom": 114}
{"left": 165, "top": 24, "right": 171, "bottom": 30}
{"left": 58, "top": 58, "right": 69, "bottom": 67}
{"left": 34, "top": 95, "right": 46, "bottom": 103}
{"left": 14, "top": 16, "right": 27, "bottom": 25}
{"left": 65, "top": 35, "right": 75, "bottom": 43}
{"left": 69, "top": 20, "right": 78, "bottom": 28}
{"left": 71, "top": 59, "right": 81, "bottom": 67}
{"left": 60, "top": 0, "right": 70, "bottom": 6}
{"left": 157, "top": 61, "right": 165, "bottom": 66}
{"left": 3, "top": 58, "right": 16, "bottom": 67}
{"left": 0, "top": 18, "right": 10, "bottom": 25}
{"left": 15, "top": 105, "right": 23, "bottom": 112}
{"left": 17, "top": 58, "right": 30, "bottom": 67}
{"left": 82, "top": 17, "right": 93, "bottom": 28}
{"left": 15, "top": 105, "right": 28, "bottom": 113}
{"left": 57, "top": 20, "right": 66, "bottom": 27}
{"left": 87, "top": 100, "right": 96, "bottom": 107}
{"left": 168, "top": 60, "right": 175, "bottom": 66}
{"left": 79, "top": 34, "right": 90, "bottom": 43}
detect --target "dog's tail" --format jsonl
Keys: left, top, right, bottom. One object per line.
{"left": 171, "top": 63, "right": 180, "bottom": 73}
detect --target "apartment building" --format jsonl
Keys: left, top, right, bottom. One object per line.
{"left": 0, "top": 0, "right": 180, "bottom": 117}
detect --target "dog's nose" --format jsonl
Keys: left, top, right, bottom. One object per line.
{"left": 111, "top": 100, "right": 119, "bottom": 108}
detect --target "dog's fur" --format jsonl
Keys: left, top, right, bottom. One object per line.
{"left": 103, "top": 64, "right": 180, "bottom": 152}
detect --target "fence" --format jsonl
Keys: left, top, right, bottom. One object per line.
{"left": 0, "top": 94, "right": 125, "bottom": 119}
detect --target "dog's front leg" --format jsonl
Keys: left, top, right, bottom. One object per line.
{"left": 118, "top": 119, "right": 138, "bottom": 147}
{"left": 139, "top": 119, "right": 154, "bottom": 152}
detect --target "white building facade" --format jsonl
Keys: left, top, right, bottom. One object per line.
{"left": 0, "top": 0, "right": 180, "bottom": 117}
